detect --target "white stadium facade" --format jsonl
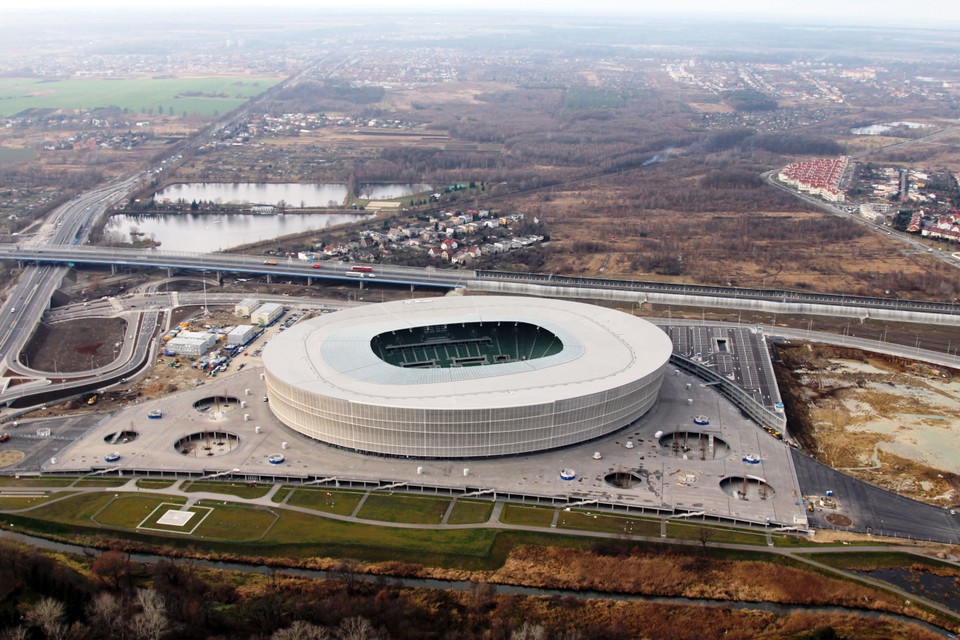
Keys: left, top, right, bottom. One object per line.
{"left": 262, "top": 296, "right": 672, "bottom": 458}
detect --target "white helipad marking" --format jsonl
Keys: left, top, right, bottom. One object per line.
{"left": 157, "top": 509, "right": 195, "bottom": 527}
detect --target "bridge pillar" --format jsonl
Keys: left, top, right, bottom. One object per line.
{"left": 266, "top": 275, "right": 272, "bottom": 284}
{"left": 167, "top": 267, "right": 174, "bottom": 278}
{"left": 410, "top": 284, "right": 415, "bottom": 293}
{"left": 110, "top": 264, "right": 117, "bottom": 275}
{"left": 215, "top": 271, "right": 223, "bottom": 285}
{"left": 359, "top": 280, "right": 364, "bottom": 290}
{"left": 307, "top": 277, "right": 312, "bottom": 286}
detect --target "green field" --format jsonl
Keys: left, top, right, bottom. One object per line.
{"left": 286, "top": 488, "right": 364, "bottom": 516}
{"left": 500, "top": 504, "right": 556, "bottom": 527}
{"left": 92, "top": 494, "right": 187, "bottom": 528}
{"left": 0, "top": 147, "right": 36, "bottom": 164}
{"left": 73, "top": 477, "right": 130, "bottom": 488}
{"left": 194, "top": 503, "right": 277, "bottom": 541}
{"left": 136, "top": 479, "right": 176, "bottom": 490}
{"left": 563, "top": 87, "right": 625, "bottom": 111}
{"left": 183, "top": 481, "right": 271, "bottom": 500}
{"left": 558, "top": 511, "right": 661, "bottom": 537}
{"left": 0, "top": 494, "right": 63, "bottom": 509}
{"left": 666, "top": 521, "right": 768, "bottom": 546}
{"left": 446, "top": 499, "right": 494, "bottom": 525}
{"left": 270, "top": 486, "right": 292, "bottom": 503}
{"left": 0, "top": 76, "right": 281, "bottom": 117}
{"left": 356, "top": 494, "right": 450, "bottom": 524}
{"left": 0, "top": 477, "right": 75, "bottom": 487}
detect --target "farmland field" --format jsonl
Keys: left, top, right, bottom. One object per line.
{"left": 0, "top": 76, "right": 282, "bottom": 117}
{"left": 0, "top": 147, "right": 36, "bottom": 164}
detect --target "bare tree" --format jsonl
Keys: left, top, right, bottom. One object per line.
{"left": 27, "top": 597, "right": 67, "bottom": 640}
{"left": 271, "top": 621, "right": 332, "bottom": 640}
{"left": 88, "top": 591, "right": 125, "bottom": 640}
{"left": 336, "top": 616, "right": 381, "bottom": 640}
{"left": 697, "top": 526, "right": 714, "bottom": 551}
{"left": 510, "top": 623, "right": 547, "bottom": 640}
{"left": 0, "top": 626, "right": 29, "bottom": 640}
{"left": 128, "top": 588, "right": 168, "bottom": 640}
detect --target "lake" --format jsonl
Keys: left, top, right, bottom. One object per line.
{"left": 153, "top": 182, "right": 432, "bottom": 207}
{"left": 104, "top": 211, "right": 373, "bottom": 252}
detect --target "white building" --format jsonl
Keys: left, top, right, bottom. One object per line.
{"left": 227, "top": 324, "right": 257, "bottom": 347}
{"left": 235, "top": 298, "right": 260, "bottom": 317}
{"left": 251, "top": 303, "right": 283, "bottom": 326}
{"left": 165, "top": 331, "right": 218, "bottom": 357}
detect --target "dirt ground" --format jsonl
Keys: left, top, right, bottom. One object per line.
{"left": 777, "top": 343, "right": 960, "bottom": 508}
{"left": 22, "top": 317, "right": 126, "bottom": 374}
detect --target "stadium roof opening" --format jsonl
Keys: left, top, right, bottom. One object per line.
{"left": 371, "top": 321, "right": 563, "bottom": 368}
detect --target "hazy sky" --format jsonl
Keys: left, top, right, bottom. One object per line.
{"left": 5, "top": 0, "right": 960, "bottom": 28}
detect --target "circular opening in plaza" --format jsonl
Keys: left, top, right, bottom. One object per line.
{"left": 192, "top": 396, "right": 242, "bottom": 421}
{"left": 103, "top": 430, "right": 139, "bottom": 444}
{"left": 262, "top": 296, "right": 673, "bottom": 458}
{"left": 658, "top": 431, "right": 730, "bottom": 459}
{"left": 605, "top": 471, "right": 643, "bottom": 488}
{"left": 175, "top": 431, "right": 240, "bottom": 457}
{"left": 720, "top": 476, "right": 776, "bottom": 500}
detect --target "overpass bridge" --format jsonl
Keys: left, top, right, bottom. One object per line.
{"left": 2, "top": 245, "right": 958, "bottom": 323}
{"left": 0, "top": 244, "right": 468, "bottom": 290}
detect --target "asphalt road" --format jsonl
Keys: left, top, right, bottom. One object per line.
{"left": 792, "top": 450, "right": 960, "bottom": 544}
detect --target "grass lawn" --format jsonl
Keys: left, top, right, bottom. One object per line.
{"left": 194, "top": 503, "right": 278, "bottom": 541}
{"left": 800, "top": 551, "right": 958, "bottom": 571}
{"left": 73, "top": 478, "right": 130, "bottom": 487}
{"left": 0, "top": 76, "right": 282, "bottom": 117}
{"left": 500, "top": 504, "right": 556, "bottom": 527}
{"left": 0, "top": 494, "right": 66, "bottom": 510}
{"left": 356, "top": 493, "right": 450, "bottom": 524}
{"left": 558, "top": 511, "right": 661, "bottom": 537}
{"left": 93, "top": 494, "right": 187, "bottom": 529}
{"left": 183, "top": 481, "right": 272, "bottom": 499}
{"left": 6, "top": 491, "right": 823, "bottom": 572}
{"left": 261, "top": 508, "right": 501, "bottom": 565}
{"left": 136, "top": 479, "right": 177, "bottom": 489}
{"left": 286, "top": 489, "right": 364, "bottom": 516}
{"left": 25, "top": 493, "right": 125, "bottom": 526}
{"left": 271, "top": 487, "right": 291, "bottom": 503}
{"left": 446, "top": 499, "right": 494, "bottom": 525}
{"left": 666, "top": 521, "right": 767, "bottom": 546}
{"left": 0, "top": 477, "right": 75, "bottom": 487}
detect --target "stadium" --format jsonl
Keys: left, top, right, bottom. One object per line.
{"left": 262, "top": 296, "right": 672, "bottom": 458}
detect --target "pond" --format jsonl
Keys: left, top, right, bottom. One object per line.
{"left": 153, "top": 182, "right": 432, "bottom": 207}
{"left": 104, "top": 211, "right": 373, "bottom": 252}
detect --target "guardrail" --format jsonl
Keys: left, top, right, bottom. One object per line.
{"left": 476, "top": 270, "right": 960, "bottom": 316}
{"left": 669, "top": 354, "right": 788, "bottom": 436}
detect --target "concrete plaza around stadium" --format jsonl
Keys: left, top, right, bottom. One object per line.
{"left": 42, "top": 362, "right": 806, "bottom": 528}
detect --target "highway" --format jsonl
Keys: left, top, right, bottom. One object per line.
{"left": 2, "top": 245, "right": 958, "bottom": 317}
{"left": 1, "top": 179, "right": 138, "bottom": 373}
{"left": 0, "top": 244, "right": 471, "bottom": 290}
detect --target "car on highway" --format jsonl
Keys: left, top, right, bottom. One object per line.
{"left": 0, "top": 433, "right": 9, "bottom": 443}
{"left": 312, "top": 263, "right": 323, "bottom": 269}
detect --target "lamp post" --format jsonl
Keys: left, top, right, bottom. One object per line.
{"left": 202, "top": 270, "right": 209, "bottom": 316}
